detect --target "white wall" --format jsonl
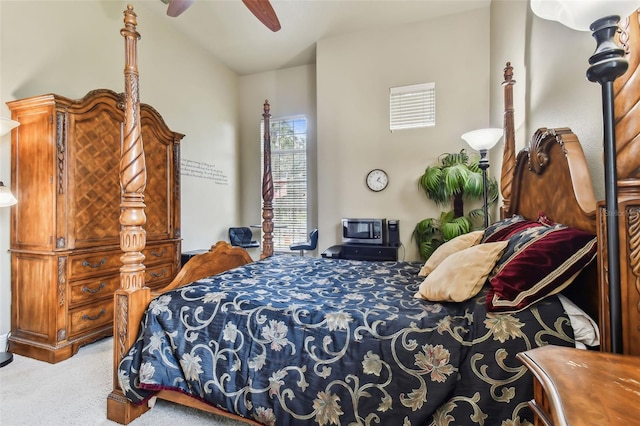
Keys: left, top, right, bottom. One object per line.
{"left": 0, "top": 1, "right": 239, "bottom": 337}
{"left": 488, "top": 0, "right": 528, "bottom": 190}
{"left": 490, "top": 0, "right": 604, "bottom": 201}
{"left": 317, "top": 7, "right": 493, "bottom": 261}
{"left": 527, "top": 7, "right": 605, "bottom": 201}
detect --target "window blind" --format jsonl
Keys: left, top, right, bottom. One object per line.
{"left": 261, "top": 116, "right": 308, "bottom": 252}
{"left": 389, "top": 82, "right": 436, "bottom": 131}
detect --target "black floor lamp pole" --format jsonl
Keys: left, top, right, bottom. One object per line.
{"left": 586, "top": 15, "right": 628, "bottom": 354}
{"left": 479, "top": 151, "right": 490, "bottom": 229}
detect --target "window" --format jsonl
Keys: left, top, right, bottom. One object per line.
{"left": 261, "top": 116, "right": 308, "bottom": 252}
{"left": 389, "top": 82, "right": 436, "bottom": 131}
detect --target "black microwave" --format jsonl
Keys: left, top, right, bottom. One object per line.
{"left": 341, "top": 218, "right": 386, "bottom": 245}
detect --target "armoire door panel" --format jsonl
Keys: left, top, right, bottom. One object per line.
{"left": 11, "top": 254, "right": 58, "bottom": 340}
{"left": 12, "top": 107, "right": 56, "bottom": 250}
{"left": 142, "top": 129, "right": 171, "bottom": 238}
{"left": 68, "top": 108, "right": 121, "bottom": 247}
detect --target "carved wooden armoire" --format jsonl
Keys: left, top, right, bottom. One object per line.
{"left": 7, "top": 89, "right": 183, "bottom": 363}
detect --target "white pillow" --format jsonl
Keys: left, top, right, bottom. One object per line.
{"left": 557, "top": 294, "right": 600, "bottom": 348}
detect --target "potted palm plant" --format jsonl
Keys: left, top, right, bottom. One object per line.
{"left": 412, "top": 149, "right": 498, "bottom": 260}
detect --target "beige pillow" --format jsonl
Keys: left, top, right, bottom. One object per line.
{"left": 415, "top": 241, "right": 508, "bottom": 302}
{"left": 418, "top": 230, "right": 484, "bottom": 277}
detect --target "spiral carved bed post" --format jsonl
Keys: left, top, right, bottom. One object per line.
{"left": 107, "top": 5, "right": 151, "bottom": 423}
{"left": 501, "top": 62, "right": 516, "bottom": 218}
{"left": 261, "top": 100, "right": 274, "bottom": 258}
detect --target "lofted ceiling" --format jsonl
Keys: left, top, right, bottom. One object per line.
{"left": 141, "top": 0, "right": 491, "bottom": 76}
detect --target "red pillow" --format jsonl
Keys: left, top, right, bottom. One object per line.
{"left": 486, "top": 224, "right": 597, "bottom": 313}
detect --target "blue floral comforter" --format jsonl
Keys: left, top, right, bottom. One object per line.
{"left": 118, "top": 255, "right": 575, "bottom": 425}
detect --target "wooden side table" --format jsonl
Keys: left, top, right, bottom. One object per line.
{"left": 517, "top": 345, "right": 640, "bottom": 426}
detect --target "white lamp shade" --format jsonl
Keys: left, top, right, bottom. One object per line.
{"left": 531, "top": 0, "right": 640, "bottom": 31}
{"left": 461, "top": 128, "right": 503, "bottom": 151}
{"left": 0, "top": 117, "right": 19, "bottom": 136}
{"left": 0, "top": 182, "right": 17, "bottom": 207}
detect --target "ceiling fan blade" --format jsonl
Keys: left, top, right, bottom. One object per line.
{"left": 165, "top": 0, "right": 195, "bottom": 17}
{"left": 241, "top": 0, "right": 281, "bottom": 32}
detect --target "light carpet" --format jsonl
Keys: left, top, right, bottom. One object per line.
{"left": 0, "top": 337, "right": 247, "bottom": 426}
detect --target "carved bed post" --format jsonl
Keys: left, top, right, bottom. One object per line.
{"left": 501, "top": 62, "right": 516, "bottom": 218}
{"left": 261, "top": 100, "right": 274, "bottom": 258}
{"left": 107, "top": 5, "right": 151, "bottom": 423}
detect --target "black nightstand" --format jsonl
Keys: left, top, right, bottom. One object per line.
{"left": 341, "top": 244, "right": 398, "bottom": 261}
{"left": 181, "top": 249, "right": 208, "bottom": 266}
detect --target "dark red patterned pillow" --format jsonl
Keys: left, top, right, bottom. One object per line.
{"left": 482, "top": 215, "right": 543, "bottom": 243}
{"left": 486, "top": 224, "right": 597, "bottom": 313}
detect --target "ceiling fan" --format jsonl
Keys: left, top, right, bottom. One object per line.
{"left": 161, "top": 0, "right": 281, "bottom": 32}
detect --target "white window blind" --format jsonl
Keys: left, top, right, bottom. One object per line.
{"left": 389, "top": 82, "right": 436, "bottom": 131}
{"left": 261, "top": 116, "right": 308, "bottom": 252}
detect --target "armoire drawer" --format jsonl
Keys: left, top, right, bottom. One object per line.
{"left": 143, "top": 243, "right": 177, "bottom": 266}
{"left": 69, "top": 274, "right": 120, "bottom": 307}
{"left": 68, "top": 301, "right": 113, "bottom": 337}
{"left": 145, "top": 262, "right": 176, "bottom": 287}
{"left": 68, "top": 250, "right": 122, "bottom": 280}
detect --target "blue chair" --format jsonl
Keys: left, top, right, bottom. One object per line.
{"left": 229, "top": 227, "right": 260, "bottom": 249}
{"left": 290, "top": 228, "right": 318, "bottom": 256}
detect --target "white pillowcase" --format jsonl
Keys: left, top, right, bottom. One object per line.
{"left": 557, "top": 294, "right": 600, "bottom": 349}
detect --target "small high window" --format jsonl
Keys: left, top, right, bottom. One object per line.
{"left": 389, "top": 82, "right": 436, "bottom": 131}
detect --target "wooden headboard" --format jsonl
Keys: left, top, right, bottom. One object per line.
{"left": 498, "top": 63, "right": 596, "bottom": 235}
{"left": 506, "top": 127, "right": 597, "bottom": 233}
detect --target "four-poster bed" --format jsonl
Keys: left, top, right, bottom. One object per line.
{"left": 106, "top": 5, "right": 616, "bottom": 426}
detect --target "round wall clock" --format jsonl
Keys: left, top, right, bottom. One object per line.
{"left": 366, "top": 169, "right": 389, "bottom": 192}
